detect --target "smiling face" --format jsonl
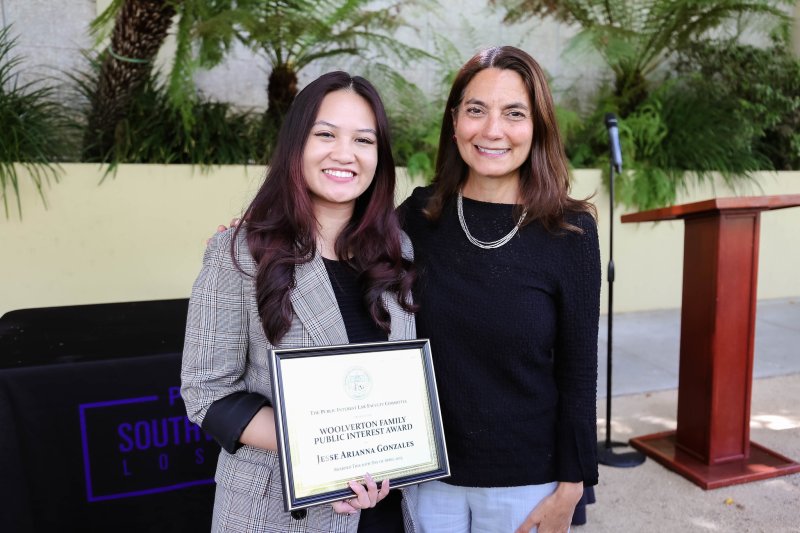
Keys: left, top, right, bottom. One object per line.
{"left": 302, "top": 89, "right": 378, "bottom": 213}
{"left": 453, "top": 68, "right": 533, "bottom": 189}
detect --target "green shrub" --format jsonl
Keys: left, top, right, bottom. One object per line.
{"left": 618, "top": 79, "right": 768, "bottom": 209}
{"left": 675, "top": 40, "right": 800, "bottom": 170}
{"left": 0, "top": 26, "right": 71, "bottom": 217}
{"left": 561, "top": 76, "right": 768, "bottom": 210}
{"left": 76, "top": 68, "right": 261, "bottom": 169}
{"left": 366, "top": 43, "right": 461, "bottom": 182}
{"left": 383, "top": 78, "right": 443, "bottom": 182}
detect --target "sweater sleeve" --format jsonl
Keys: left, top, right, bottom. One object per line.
{"left": 553, "top": 213, "right": 601, "bottom": 486}
{"left": 396, "top": 185, "right": 432, "bottom": 233}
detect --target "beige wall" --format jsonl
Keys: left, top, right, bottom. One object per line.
{"left": 578, "top": 170, "right": 800, "bottom": 314}
{"left": 1, "top": 165, "right": 798, "bottom": 317}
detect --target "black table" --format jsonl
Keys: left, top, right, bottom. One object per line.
{"left": 0, "top": 300, "right": 219, "bottom": 532}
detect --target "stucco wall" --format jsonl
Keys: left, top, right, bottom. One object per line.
{"left": 1, "top": 0, "right": 604, "bottom": 109}
{"left": 1, "top": 165, "right": 798, "bottom": 317}
{"left": 3, "top": 0, "right": 798, "bottom": 108}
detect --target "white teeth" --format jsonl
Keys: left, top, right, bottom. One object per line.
{"left": 325, "top": 169, "right": 355, "bottom": 178}
{"left": 476, "top": 146, "right": 508, "bottom": 155}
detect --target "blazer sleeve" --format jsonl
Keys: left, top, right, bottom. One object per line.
{"left": 180, "top": 229, "right": 267, "bottom": 452}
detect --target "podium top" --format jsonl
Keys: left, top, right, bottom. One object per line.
{"left": 621, "top": 194, "right": 800, "bottom": 223}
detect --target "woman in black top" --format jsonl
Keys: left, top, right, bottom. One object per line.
{"left": 398, "top": 46, "right": 599, "bottom": 533}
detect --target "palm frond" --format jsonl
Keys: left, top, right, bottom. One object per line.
{"left": 88, "top": 0, "right": 126, "bottom": 46}
{"left": 364, "top": 36, "right": 459, "bottom": 181}
{"left": 497, "top": 0, "right": 790, "bottom": 107}
{"left": 0, "top": 25, "right": 69, "bottom": 218}
{"left": 73, "top": 65, "right": 261, "bottom": 171}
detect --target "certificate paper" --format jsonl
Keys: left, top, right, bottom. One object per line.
{"left": 269, "top": 339, "right": 449, "bottom": 511}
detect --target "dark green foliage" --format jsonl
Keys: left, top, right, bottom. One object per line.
{"left": 619, "top": 80, "right": 768, "bottom": 208}
{"left": 493, "top": 0, "right": 792, "bottom": 209}
{"left": 368, "top": 62, "right": 457, "bottom": 182}
{"left": 75, "top": 66, "right": 261, "bottom": 169}
{"left": 363, "top": 39, "right": 461, "bottom": 182}
{"left": 493, "top": 0, "right": 790, "bottom": 117}
{"left": 0, "top": 26, "right": 72, "bottom": 217}
{"left": 158, "top": 0, "right": 435, "bottom": 160}
{"left": 562, "top": 77, "right": 769, "bottom": 210}
{"left": 83, "top": 0, "right": 177, "bottom": 160}
{"left": 675, "top": 41, "right": 800, "bottom": 170}
{"left": 6, "top": 0, "right": 797, "bottom": 216}
{"left": 99, "top": 0, "right": 434, "bottom": 163}
{"left": 386, "top": 84, "right": 441, "bottom": 182}
{"left": 91, "top": 0, "right": 192, "bottom": 125}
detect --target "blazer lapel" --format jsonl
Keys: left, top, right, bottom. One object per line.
{"left": 290, "top": 251, "right": 349, "bottom": 347}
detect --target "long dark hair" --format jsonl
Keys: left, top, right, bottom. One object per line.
{"left": 426, "top": 46, "right": 595, "bottom": 231}
{"left": 234, "top": 71, "right": 415, "bottom": 345}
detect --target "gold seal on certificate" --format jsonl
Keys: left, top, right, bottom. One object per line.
{"left": 268, "top": 339, "right": 449, "bottom": 511}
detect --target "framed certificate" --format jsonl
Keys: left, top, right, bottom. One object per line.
{"left": 268, "top": 339, "right": 449, "bottom": 511}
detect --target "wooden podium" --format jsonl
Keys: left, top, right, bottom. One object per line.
{"left": 622, "top": 195, "right": 800, "bottom": 489}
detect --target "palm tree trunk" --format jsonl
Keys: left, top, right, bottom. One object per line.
{"left": 615, "top": 68, "right": 649, "bottom": 118}
{"left": 83, "top": 0, "right": 177, "bottom": 160}
{"left": 261, "top": 63, "right": 298, "bottom": 162}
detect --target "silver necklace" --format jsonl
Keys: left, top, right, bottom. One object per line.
{"left": 457, "top": 190, "right": 528, "bottom": 249}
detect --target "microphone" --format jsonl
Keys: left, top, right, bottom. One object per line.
{"left": 605, "top": 113, "right": 622, "bottom": 173}
{"left": 597, "top": 111, "right": 646, "bottom": 469}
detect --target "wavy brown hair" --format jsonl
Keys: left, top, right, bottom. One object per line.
{"left": 233, "top": 71, "right": 415, "bottom": 345}
{"left": 426, "top": 46, "right": 595, "bottom": 231}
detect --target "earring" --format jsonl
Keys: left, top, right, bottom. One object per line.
{"left": 452, "top": 134, "right": 457, "bottom": 142}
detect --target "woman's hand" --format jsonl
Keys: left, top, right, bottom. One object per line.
{"left": 515, "top": 481, "right": 583, "bottom": 533}
{"left": 206, "top": 218, "right": 241, "bottom": 245}
{"left": 331, "top": 474, "right": 391, "bottom": 515}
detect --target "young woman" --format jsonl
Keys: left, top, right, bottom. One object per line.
{"left": 398, "top": 46, "right": 600, "bottom": 533}
{"left": 182, "top": 71, "right": 419, "bottom": 533}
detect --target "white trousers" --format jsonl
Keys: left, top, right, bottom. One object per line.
{"left": 417, "top": 480, "right": 559, "bottom": 533}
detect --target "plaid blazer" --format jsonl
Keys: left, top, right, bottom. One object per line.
{"left": 181, "top": 228, "right": 419, "bottom": 533}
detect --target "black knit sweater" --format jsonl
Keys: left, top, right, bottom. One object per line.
{"left": 398, "top": 186, "right": 600, "bottom": 487}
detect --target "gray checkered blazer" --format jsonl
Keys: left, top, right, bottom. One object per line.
{"left": 182, "top": 228, "right": 419, "bottom": 533}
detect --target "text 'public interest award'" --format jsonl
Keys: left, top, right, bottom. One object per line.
{"left": 269, "top": 339, "right": 449, "bottom": 511}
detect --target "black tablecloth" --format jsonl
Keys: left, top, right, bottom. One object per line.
{"left": 0, "top": 300, "right": 219, "bottom": 532}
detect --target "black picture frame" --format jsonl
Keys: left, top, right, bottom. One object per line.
{"left": 268, "top": 339, "right": 449, "bottom": 511}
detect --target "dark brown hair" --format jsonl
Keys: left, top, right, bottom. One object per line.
{"left": 426, "top": 46, "right": 595, "bottom": 231}
{"left": 234, "top": 71, "right": 415, "bottom": 344}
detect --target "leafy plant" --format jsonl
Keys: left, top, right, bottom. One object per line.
{"left": 621, "top": 79, "right": 768, "bottom": 208}
{"left": 674, "top": 40, "right": 800, "bottom": 170}
{"left": 0, "top": 25, "right": 71, "bottom": 218}
{"left": 180, "top": 0, "right": 435, "bottom": 160}
{"left": 89, "top": 0, "right": 436, "bottom": 162}
{"left": 84, "top": 0, "right": 178, "bottom": 161}
{"left": 366, "top": 39, "right": 460, "bottom": 182}
{"left": 494, "top": 0, "right": 790, "bottom": 117}
{"left": 74, "top": 63, "right": 261, "bottom": 169}
{"left": 561, "top": 77, "right": 768, "bottom": 209}
{"left": 375, "top": 72, "right": 440, "bottom": 181}
{"left": 493, "top": 0, "right": 791, "bottom": 209}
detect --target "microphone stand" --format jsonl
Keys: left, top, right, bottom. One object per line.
{"left": 597, "top": 155, "right": 646, "bottom": 468}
